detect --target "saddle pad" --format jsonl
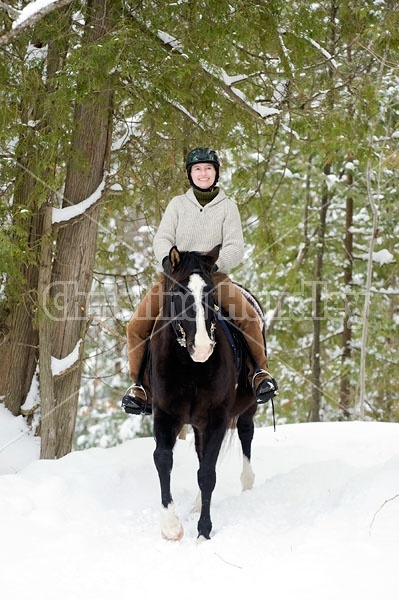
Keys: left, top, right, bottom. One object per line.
{"left": 233, "top": 282, "right": 265, "bottom": 329}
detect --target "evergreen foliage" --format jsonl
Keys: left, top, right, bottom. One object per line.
{"left": 0, "top": 1, "right": 398, "bottom": 450}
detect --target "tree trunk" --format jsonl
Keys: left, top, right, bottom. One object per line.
{"left": 309, "top": 161, "right": 331, "bottom": 422}
{"left": 358, "top": 160, "right": 379, "bottom": 420}
{"left": 47, "top": 0, "right": 115, "bottom": 458}
{"left": 38, "top": 204, "right": 57, "bottom": 458}
{"left": 340, "top": 160, "right": 354, "bottom": 417}
{"left": 309, "top": 0, "right": 337, "bottom": 422}
{"left": 3, "top": 94, "right": 45, "bottom": 415}
{"left": 1, "top": 7, "right": 71, "bottom": 416}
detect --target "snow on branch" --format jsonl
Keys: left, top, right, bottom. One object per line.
{"left": 165, "top": 97, "right": 201, "bottom": 127}
{"left": 361, "top": 249, "right": 395, "bottom": 265}
{"left": 201, "top": 61, "right": 280, "bottom": 120}
{"left": 0, "top": 0, "right": 74, "bottom": 45}
{"left": 51, "top": 339, "right": 83, "bottom": 377}
{"left": 278, "top": 31, "right": 296, "bottom": 77}
{"left": 301, "top": 34, "right": 339, "bottom": 70}
{"left": 52, "top": 178, "right": 107, "bottom": 224}
{"left": 20, "top": 339, "right": 83, "bottom": 414}
{"left": 157, "top": 30, "right": 184, "bottom": 53}
{"left": 156, "top": 28, "right": 280, "bottom": 121}
{"left": 20, "top": 366, "right": 40, "bottom": 415}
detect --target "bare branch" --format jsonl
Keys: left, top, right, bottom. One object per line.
{"left": 88, "top": 315, "right": 127, "bottom": 344}
{"left": 0, "top": 1, "right": 21, "bottom": 19}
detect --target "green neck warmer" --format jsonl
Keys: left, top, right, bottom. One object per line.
{"left": 193, "top": 187, "right": 219, "bottom": 207}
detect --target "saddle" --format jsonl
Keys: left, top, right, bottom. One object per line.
{"left": 216, "top": 282, "right": 266, "bottom": 388}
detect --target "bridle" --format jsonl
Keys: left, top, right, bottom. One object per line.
{"left": 170, "top": 296, "right": 188, "bottom": 347}
{"left": 169, "top": 282, "right": 217, "bottom": 350}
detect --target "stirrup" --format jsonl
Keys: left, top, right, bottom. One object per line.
{"left": 121, "top": 384, "right": 152, "bottom": 416}
{"left": 251, "top": 369, "right": 272, "bottom": 390}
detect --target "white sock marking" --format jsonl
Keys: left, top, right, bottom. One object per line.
{"left": 160, "top": 503, "right": 184, "bottom": 541}
{"left": 241, "top": 456, "right": 255, "bottom": 491}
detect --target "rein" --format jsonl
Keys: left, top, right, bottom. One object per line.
{"left": 170, "top": 296, "right": 188, "bottom": 347}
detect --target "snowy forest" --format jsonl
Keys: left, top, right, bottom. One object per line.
{"left": 0, "top": 0, "right": 398, "bottom": 459}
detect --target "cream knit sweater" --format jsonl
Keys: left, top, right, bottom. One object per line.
{"left": 153, "top": 187, "right": 244, "bottom": 274}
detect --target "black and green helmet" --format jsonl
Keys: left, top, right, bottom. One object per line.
{"left": 185, "top": 147, "right": 220, "bottom": 189}
{"left": 185, "top": 147, "right": 220, "bottom": 170}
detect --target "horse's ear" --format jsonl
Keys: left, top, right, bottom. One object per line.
{"left": 204, "top": 245, "right": 221, "bottom": 271}
{"left": 169, "top": 246, "right": 181, "bottom": 271}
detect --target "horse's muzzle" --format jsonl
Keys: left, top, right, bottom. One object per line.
{"left": 190, "top": 343, "right": 214, "bottom": 363}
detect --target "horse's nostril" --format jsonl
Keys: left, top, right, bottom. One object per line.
{"left": 190, "top": 344, "right": 213, "bottom": 363}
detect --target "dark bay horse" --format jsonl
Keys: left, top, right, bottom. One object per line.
{"left": 150, "top": 245, "right": 257, "bottom": 541}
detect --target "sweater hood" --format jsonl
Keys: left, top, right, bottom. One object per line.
{"left": 184, "top": 187, "right": 227, "bottom": 208}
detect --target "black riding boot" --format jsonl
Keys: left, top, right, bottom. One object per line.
{"left": 121, "top": 384, "right": 152, "bottom": 415}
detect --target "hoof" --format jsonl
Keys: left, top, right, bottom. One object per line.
{"left": 196, "top": 535, "right": 209, "bottom": 545}
{"left": 161, "top": 524, "right": 184, "bottom": 542}
{"left": 160, "top": 503, "right": 184, "bottom": 541}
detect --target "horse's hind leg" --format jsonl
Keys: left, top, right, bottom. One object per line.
{"left": 237, "top": 408, "right": 256, "bottom": 491}
{"left": 153, "top": 412, "right": 184, "bottom": 541}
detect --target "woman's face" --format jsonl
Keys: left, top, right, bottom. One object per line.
{"left": 190, "top": 162, "right": 217, "bottom": 189}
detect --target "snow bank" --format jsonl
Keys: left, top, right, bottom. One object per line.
{"left": 0, "top": 404, "right": 39, "bottom": 474}
{"left": 0, "top": 419, "right": 398, "bottom": 599}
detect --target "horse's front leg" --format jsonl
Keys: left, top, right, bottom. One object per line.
{"left": 153, "top": 411, "right": 184, "bottom": 541}
{"left": 197, "top": 419, "right": 227, "bottom": 541}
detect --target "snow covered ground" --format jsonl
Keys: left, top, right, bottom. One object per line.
{"left": 1, "top": 403, "right": 398, "bottom": 600}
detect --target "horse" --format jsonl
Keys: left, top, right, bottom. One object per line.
{"left": 150, "top": 245, "right": 257, "bottom": 542}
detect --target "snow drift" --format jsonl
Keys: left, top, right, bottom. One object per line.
{"left": 0, "top": 405, "right": 398, "bottom": 600}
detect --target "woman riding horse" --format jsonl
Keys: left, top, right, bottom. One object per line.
{"left": 124, "top": 147, "right": 278, "bottom": 413}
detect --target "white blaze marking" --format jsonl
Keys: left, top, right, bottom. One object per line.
{"left": 188, "top": 274, "right": 213, "bottom": 362}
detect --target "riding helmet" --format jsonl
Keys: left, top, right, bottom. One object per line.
{"left": 186, "top": 147, "right": 220, "bottom": 188}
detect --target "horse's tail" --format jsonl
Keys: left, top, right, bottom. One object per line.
{"left": 229, "top": 416, "right": 239, "bottom": 430}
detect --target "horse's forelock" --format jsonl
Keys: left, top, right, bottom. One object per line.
{"left": 165, "top": 251, "right": 211, "bottom": 290}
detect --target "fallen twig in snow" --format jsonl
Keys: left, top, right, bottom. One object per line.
{"left": 214, "top": 553, "right": 243, "bottom": 569}
{"left": 369, "top": 494, "right": 399, "bottom": 536}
